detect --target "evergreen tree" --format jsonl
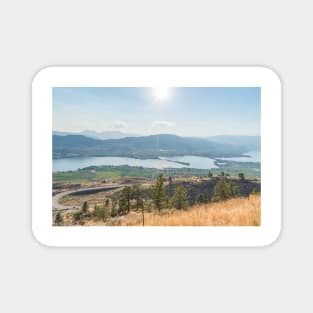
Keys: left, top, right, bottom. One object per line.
{"left": 118, "top": 186, "right": 132, "bottom": 215}
{"left": 82, "top": 201, "right": 88, "bottom": 213}
{"left": 212, "top": 179, "right": 239, "bottom": 201}
{"left": 168, "top": 176, "right": 173, "bottom": 184}
{"left": 171, "top": 185, "right": 189, "bottom": 210}
{"left": 73, "top": 210, "right": 82, "bottom": 222}
{"left": 196, "top": 193, "right": 209, "bottom": 204}
{"left": 238, "top": 173, "right": 245, "bottom": 181}
{"left": 94, "top": 203, "right": 110, "bottom": 222}
{"left": 208, "top": 171, "right": 213, "bottom": 178}
{"left": 111, "top": 199, "right": 118, "bottom": 217}
{"left": 151, "top": 174, "right": 166, "bottom": 212}
{"left": 196, "top": 192, "right": 209, "bottom": 204}
{"left": 168, "top": 176, "right": 174, "bottom": 197}
{"left": 55, "top": 212, "right": 63, "bottom": 225}
{"left": 132, "top": 184, "right": 143, "bottom": 211}
{"left": 196, "top": 193, "right": 205, "bottom": 204}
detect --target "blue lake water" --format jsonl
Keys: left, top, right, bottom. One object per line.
{"left": 53, "top": 151, "right": 260, "bottom": 172}
{"left": 53, "top": 155, "right": 218, "bottom": 172}
{"left": 218, "top": 151, "right": 261, "bottom": 163}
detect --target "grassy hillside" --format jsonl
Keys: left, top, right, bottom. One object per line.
{"left": 56, "top": 194, "right": 260, "bottom": 227}
{"left": 107, "top": 194, "right": 261, "bottom": 226}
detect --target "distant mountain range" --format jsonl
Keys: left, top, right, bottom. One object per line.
{"left": 53, "top": 133, "right": 260, "bottom": 159}
{"left": 208, "top": 135, "right": 260, "bottom": 150}
{"left": 53, "top": 130, "right": 141, "bottom": 140}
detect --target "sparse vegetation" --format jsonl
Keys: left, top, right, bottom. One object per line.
{"left": 56, "top": 194, "right": 260, "bottom": 226}
{"left": 53, "top": 174, "right": 261, "bottom": 227}
{"left": 131, "top": 194, "right": 261, "bottom": 226}
{"left": 212, "top": 178, "right": 239, "bottom": 202}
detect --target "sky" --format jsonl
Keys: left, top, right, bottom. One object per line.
{"left": 53, "top": 87, "right": 260, "bottom": 137}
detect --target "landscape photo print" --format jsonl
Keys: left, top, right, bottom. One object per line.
{"left": 53, "top": 86, "right": 261, "bottom": 227}
{"left": 32, "top": 67, "right": 281, "bottom": 247}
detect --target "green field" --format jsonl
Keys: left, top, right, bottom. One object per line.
{"left": 53, "top": 164, "right": 260, "bottom": 183}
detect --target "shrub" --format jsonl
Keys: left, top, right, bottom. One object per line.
{"left": 73, "top": 210, "right": 82, "bottom": 222}
{"left": 238, "top": 173, "right": 245, "bottom": 181}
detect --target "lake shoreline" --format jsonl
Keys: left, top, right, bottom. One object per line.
{"left": 53, "top": 153, "right": 260, "bottom": 173}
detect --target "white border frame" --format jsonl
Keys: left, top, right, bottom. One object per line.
{"left": 32, "top": 67, "right": 281, "bottom": 247}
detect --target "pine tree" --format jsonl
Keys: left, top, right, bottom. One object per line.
{"left": 94, "top": 201, "right": 110, "bottom": 222}
{"left": 212, "top": 178, "right": 239, "bottom": 201}
{"left": 82, "top": 201, "right": 88, "bottom": 213}
{"left": 118, "top": 186, "right": 132, "bottom": 215}
{"left": 168, "top": 176, "right": 174, "bottom": 197}
{"left": 132, "top": 184, "right": 143, "bottom": 211}
{"left": 151, "top": 174, "right": 166, "bottom": 212}
{"left": 196, "top": 193, "right": 205, "bottom": 204}
{"left": 196, "top": 192, "right": 208, "bottom": 204}
{"left": 171, "top": 185, "right": 189, "bottom": 210}
{"left": 55, "top": 212, "right": 63, "bottom": 225}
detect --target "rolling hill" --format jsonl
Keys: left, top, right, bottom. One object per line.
{"left": 208, "top": 135, "right": 260, "bottom": 151}
{"left": 53, "top": 134, "right": 254, "bottom": 159}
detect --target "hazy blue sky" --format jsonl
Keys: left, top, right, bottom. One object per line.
{"left": 53, "top": 87, "right": 260, "bottom": 137}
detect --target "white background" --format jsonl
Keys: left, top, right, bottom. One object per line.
{"left": 0, "top": 0, "right": 311, "bottom": 312}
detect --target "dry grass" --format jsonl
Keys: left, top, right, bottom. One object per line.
{"left": 56, "top": 195, "right": 260, "bottom": 227}
{"left": 119, "top": 194, "right": 260, "bottom": 226}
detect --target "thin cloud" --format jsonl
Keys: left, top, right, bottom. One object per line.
{"left": 112, "top": 121, "right": 128, "bottom": 129}
{"left": 152, "top": 120, "right": 174, "bottom": 128}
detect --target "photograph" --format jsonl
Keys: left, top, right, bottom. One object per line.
{"left": 52, "top": 86, "right": 261, "bottom": 227}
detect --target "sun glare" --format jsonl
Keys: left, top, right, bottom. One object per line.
{"left": 153, "top": 87, "right": 170, "bottom": 102}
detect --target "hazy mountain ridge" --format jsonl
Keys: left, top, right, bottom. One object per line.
{"left": 208, "top": 135, "right": 260, "bottom": 150}
{"left": 53, "top": 133, "right": 258, "bottom": 159}
{"left": 53, "top": 130, "right": 141, "bottom": 140}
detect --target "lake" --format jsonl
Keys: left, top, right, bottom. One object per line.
{"left": 218, "top": 150, "right": 261, "bottom": 163}
{"left": 53, "top": 155, "right": 219, "bottom": 172}
{"left": 53, "top": 151, "right": 260, "bottom": 172}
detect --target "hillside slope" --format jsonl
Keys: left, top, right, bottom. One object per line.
{"left": 105, "top": 194, "right": 261, "bottom": 226}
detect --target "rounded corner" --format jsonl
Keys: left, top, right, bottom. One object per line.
{"left": 258, "top": 66, "right": 282, "bottom": 88}
{"left": 31, "top": 226, "right": 54, "bottom": 248}
{"left": 32, "top": 66, "right": 56, "bottom": 88}
{"left": 260, "top": 225, "right": 282, "bottom": 248}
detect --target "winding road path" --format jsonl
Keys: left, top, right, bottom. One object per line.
{"left": 52, "top": 185, "right": 123, "bottom": 210}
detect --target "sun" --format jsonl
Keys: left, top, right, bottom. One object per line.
{"left": 153, "top": 87, "right": 170, "bottom": 102}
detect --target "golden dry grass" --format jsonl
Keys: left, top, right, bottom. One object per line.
{"left": 120, "top": 194, "right": 260, "bottom": 226}
{"left": 56, "top": 194, "right": 260, "bottom": 227}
